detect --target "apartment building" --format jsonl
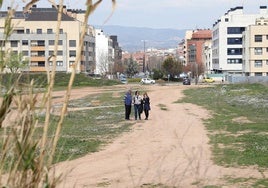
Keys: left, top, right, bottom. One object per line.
{"left": 202, "top": 40, "right": 213, "bottom": 74}
{"left": 94, "top": 29, "right": 114, "bottom": 75}
{"left": 212, "top": 6, "right": 268, "bottom": 75}
{"left": 243, "top": 17, "right": 268, "bottom": 76}
{"left": 0, "top": 5, "right": 95, "bottom": 73}
{"left": 184, "top": 29, "right": 212, "bottom": 75}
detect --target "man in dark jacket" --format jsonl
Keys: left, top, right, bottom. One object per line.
{"left": 124, "top": 90, "right": 132, "bottom": 120}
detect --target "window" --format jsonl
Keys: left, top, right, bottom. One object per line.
{"left": 225, "top": 18, "right": 229, "bottom": 22}
{"left": 49, "top": 40, "right": 62, "bottom": 45}
{"left": 37, "top": 41, "right": 45, "bottom": 46}
{"left": 227, "top": 48, "right": 242, "bottom": 55}
{"left": 69, "top": 50, "right": 76, "bottom": 57}
{"left": 59, "top": 29, "right": 63, "bottom": 34}
{"left": 47, "top": 29, "right": 53, "bottom": 34}
{"left": 11, "top": 41, "right": 18, "bottom": 47}
{"left": 254, "top": 60, "right": 263, "bottom": 67}
{"left": 69, "top": 40, "right": 76, "bottom": 47}
{"left": 255, "top": 72, "right": 262, "bottom": 76}
{"left": 69, "top": 61, "right": 75, "bottom": 66}
{"left": 38, "top": 62, "right": 45, "bottom": 67}
{"left": 56, "top": 61, "right": 63, "bottom": 66}
{"left": 227, "top": 58, "right": 242, "bottom": 64}
{"left": 37, "top": 29, "right": 42, "bottom": 34}
{"left": 0, "top": 41, "right": 5, "bottom": 47}
{"left": 17, "top": 30, "right": 24, "bottom": 34}
{"left": 266, "top": 60, "right": 268, "bottom": 65}
{"left": 22, "top": 40, "right": 28, "bottom": 45}
{"left": 227, "top": 27, "right": 245, "bottom": 34}
{"left": 57, "top": 51, "right": 63, "bottom": 56}
{"left": 227, "top": 38, "right": 242, "bottom": 45}
{"left": 255, "top": 35, "right": 262, "bottom": 42}
{"left": 26, "top": 29, "right": 30, "bottom": 34}
{"left": 22, "top": 51, "right": 29, "bottom": 56}
{"left": 49, "top": 40, "right": 54, "bottom": 45}
{"left": 254, "top": 48, "right": 263, "bottom": 55}
{"left": 49, "top": 51, "right": 62, "bottom": 56}
{"left": 266, "top": 35, "right": 268, "bottom": 40}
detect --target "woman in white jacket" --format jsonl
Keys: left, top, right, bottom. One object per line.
{"left": 133, "top": 90, "right": 143, "bottom": 120}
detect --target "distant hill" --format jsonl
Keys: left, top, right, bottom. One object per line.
{"left": 94, "top": 25, "right": 186, "bottom": 52}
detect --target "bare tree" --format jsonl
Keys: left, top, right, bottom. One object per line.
{"left": 96, "top": 50, "right": 114, "bottom": 76}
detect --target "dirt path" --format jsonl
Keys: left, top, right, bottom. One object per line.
{"left": 54, "top": 84, "right": 264, "bottom": 187}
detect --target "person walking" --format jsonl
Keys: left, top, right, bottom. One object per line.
{"left": 124, "top": 89, "right": 132, "bottom": 120}
{"left": 133, "top": 90, "right": 143, "bottom": 120}
{"left": 143, "top": 92, "right": 151, "bottom": 120}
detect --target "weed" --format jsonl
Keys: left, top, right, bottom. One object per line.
{"left": 157, "top": 104, "right": 168, "bottom": 111}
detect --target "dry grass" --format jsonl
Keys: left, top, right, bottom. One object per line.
{"left": 0, "top": 0, "right": 116, "bottom": 187}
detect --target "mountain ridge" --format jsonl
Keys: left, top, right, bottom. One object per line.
{"left": 94, "top": 25, "right": 186, "bottom": 52}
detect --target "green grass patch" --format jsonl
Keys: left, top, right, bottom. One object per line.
{"left": 34, "top": 90, "right": 134, "bottom": 163}
{"left": 157, "top": 103, "right": 168, "bottom": 111}
{"left": 1, "top": 73, "right": 121, "bottom": 90}
{"left": 176, "top": 83, "right": 268, "bottom": 184}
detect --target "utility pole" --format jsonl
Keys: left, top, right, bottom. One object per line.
{"left": 141, "top": 40, "right": 146, "bottom": 73}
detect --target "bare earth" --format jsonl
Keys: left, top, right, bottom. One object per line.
{"left": 53, "top": 84, "right": 265, "bottom": 188}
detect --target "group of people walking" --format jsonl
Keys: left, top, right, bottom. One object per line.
{"left": 124, "top": 90, "right": 151, "bottom": 120}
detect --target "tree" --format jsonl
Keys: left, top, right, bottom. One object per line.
{"left": 113, "top": 59, "right": 124, "bottom": 74}
{"left": 96, "top": 50, "right": 113, "bottom": 77}
{"left": 5, "top": 52, "right": 29, "bottom": 73}
{"left": 162, "top": 56, "right": 182, "bottom": 78}
{"left": 152, "top": 68, "right": 163, "bottom": 80}
{"left": 126, "top": 55, "right": 139, "bottom": 77}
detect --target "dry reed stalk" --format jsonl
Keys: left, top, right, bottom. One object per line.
{"left": 0, "top": 0, "right": 117, "bottom": 187}
{"left": 48, "top": 0, "right": 116, "bottom": 165}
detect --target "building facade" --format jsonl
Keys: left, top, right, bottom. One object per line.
{"left": 243, "top": 17, "right": 268, "bottom": 76}
{"left": 212, "top": 6, "right": 268, "bottom": 75}
{"left": 94, "top": 29, "right": 114, "bottom": 75}
{"left": 202, "top": 40, "right": 213, "bottom": 74}
{"left": 0, "top": 5, "right": 95, "bottom": 73}
{"left": 184, "top": 29, "right": 212, "bottom": 76}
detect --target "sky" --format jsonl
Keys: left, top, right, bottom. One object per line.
{"left": 2, "top": 0, "right": 268, "bottom": 29}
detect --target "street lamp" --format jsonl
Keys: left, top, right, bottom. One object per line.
{"left": 141, "top": 40, "right": 147, "bottom": 73}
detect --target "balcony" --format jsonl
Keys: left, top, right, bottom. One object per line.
{"left": 29, "top": 66, "right": 46, "bottom": 72}
{"left": 30, "top": 56, "right": 45, "bottom": 62}
{"left": 31, "top": 46, "right": 45, "bottom": 51}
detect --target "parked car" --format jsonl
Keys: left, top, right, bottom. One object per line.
{"left": 140, "top": 78, "right": 155, "bottom": 84}
{"left": 182, "top": 77, "right": 191, "bottom": 85}
{"left": 203, "top": 77, "right": 215, "bottom": 83}
{"left": 120, "top": 78, "right": 128, "bottom": 84}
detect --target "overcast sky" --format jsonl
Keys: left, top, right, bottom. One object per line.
{"left": 2, "top": 0, "right": 268, "bottom": 29}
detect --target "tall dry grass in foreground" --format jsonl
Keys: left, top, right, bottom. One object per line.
{"left": 0, "top": 0, "right": 116, "bottom": 187}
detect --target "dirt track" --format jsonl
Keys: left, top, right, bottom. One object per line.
{"left": 54, "top": 84, "right": 264, "bottom": 187}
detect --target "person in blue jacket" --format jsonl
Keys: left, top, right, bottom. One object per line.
{"left": 124, "top": 89, "right": 132, "bottom": 120}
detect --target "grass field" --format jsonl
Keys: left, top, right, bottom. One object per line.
{"left": 36, "top": 89, "right": 135, "bottom": 163}
{"left": 177, "top": 83, "right": 268, "bottom": 187}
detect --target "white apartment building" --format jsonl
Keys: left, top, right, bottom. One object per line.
{"left": 243, "top": 17, "right": 268, "bottom": 76}
{"left": 212, "top": 6, "right": 268, "bottom": 75}
{"left": 94, "top": 29, "right": 114, "bottom": 75}
{"left": 202, "top": 40, "right": 212, "bottom": 74}
{"left": 0, "top": 5, "right": 95, "bottom": 73}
